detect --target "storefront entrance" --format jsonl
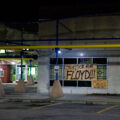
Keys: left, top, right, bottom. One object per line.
{"left": 16, "top": 64, "right": 28, "bottom": 81}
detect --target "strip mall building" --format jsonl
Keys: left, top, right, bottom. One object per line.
{"left": 1, "top": 15, "right": 120, "bottom": 95}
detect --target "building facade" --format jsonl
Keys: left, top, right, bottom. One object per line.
{"left": 37, "top": 15, "right": 120, "bottom": 95}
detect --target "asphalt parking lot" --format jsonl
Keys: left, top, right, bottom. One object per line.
{"left": 0, "top": 102, "right": 120, "bottom": 120}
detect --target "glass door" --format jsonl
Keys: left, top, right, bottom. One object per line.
{"left": 16, "top": 64, "right": 27, "bottom": 81}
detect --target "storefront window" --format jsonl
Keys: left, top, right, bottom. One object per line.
{"left": 50, "top": 58, "right": 63, "bottom": 64}
{"left": 50, "top": 65, "right": 62, "bottom": 80}
{"left": 97, "top": 65, "right": 107, "bottom": 80}
{"left": 16, "top": 65, "right": 27, "bottom": 81}
{"left": 64, "top": 80, "right": 77, "bottom": 87}
{"left": 78, "top": 58, "right": 92, "bottom": 64}
{"left": 50, "top": 58, "right": 107, "bottom": 87}
{"left": 64, "top": 58, "right": 77, "bottom": 64}
{"left": 93, "top": 58, "right": 107, "bottom": 64}
{"left": 0, "top": 69, "right": 4, "bottom": 77}
{"left": 28, "top": 66, "right": 38, "bottom": 81}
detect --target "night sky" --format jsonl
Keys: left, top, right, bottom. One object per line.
{"left": 1, "top": 1, "right": 120, "bottom": 32}
{"left": 1, "top": 1, "right": 120, "bottom": 22}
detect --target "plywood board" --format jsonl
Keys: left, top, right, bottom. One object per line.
{"left": 65, "top": 64, "right": 97, "bottom": 80}
{"left": 92, "top": 80, "right": 108, "bottom": 88}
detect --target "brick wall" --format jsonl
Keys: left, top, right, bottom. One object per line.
{"left": 0, "top": 65, "right": 11, "bottom": 83}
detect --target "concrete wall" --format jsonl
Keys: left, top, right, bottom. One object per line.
{"left": 39, "top": 16, "right": 120, "bottom": 38}
{"left": 39, "top": 15, "right": 120, "bottom": 45}
{"left": 0, "top": 65, "right": 11, "bottom": 83}
{"left": 107, "top": 57, "right": 120, "bottom": 94}
{"left": 37, "top": 57, "right": 50, "bottom": 94}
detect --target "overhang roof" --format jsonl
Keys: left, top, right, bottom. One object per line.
{"left": 1, "top": 1, "right": 120, "bottom": 32}
{"left": 0, "top": 1, "right": 120, "bottom": 58}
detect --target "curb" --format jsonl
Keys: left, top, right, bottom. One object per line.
{"left": 54, "top": 99, "right": 120, "bottom": 105}
{"left": 0, "top": 97, "right": 120, "bottom": 105}
{"left": 0, "top": 97, "right": 51, "bottom": 103}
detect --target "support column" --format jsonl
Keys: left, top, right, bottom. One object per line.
{"left": 15, "top": 51, "right": 26, "bottom": 93}
{"left": 20, "top": 51, "right": 23, "bottom": 79}
{"left": 37, "top": 57, "right": 49, "bottom": 94}
{"left": 27, "top": 60, "right": 34, "bottom": 85}
{"left": 29, "top": 60, "right": 32, "bottom": 76}
{"left": 50, "top": 19, "right": 64, "bottom": 98}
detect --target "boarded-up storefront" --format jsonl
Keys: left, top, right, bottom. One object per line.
{"left": 50, "top": 58, "right": 108, "bottom": 89}
{"left": 65, "top": 64, "right": 108, "bottom": 88}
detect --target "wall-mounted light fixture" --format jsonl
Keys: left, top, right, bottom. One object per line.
{"left": 80, "top": 53, "right": 84, "bottom": 57}
{"left": 58, "top": 49, "right": 61, "bottom": 54}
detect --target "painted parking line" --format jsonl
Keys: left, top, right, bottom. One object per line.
{"left": 97, "top": 105, "right": 119, "bottom": 114}
{"left": 31, "top": 102, "right": 63, "bottom": 110}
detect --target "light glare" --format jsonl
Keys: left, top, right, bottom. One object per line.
{"left": 80, "top": 53, "right": 84, "bottom": 56}
{"left": 11, "top": 62, "right": 15, "bottom": 65}
{"left": 58, "top": 50, "right": 61, "bottom": 54}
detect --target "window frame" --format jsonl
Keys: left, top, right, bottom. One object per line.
{"left": 49, "top": 57, "right": 107, "bottom": 87}
{"left": 0, "top": 68, "right": 4, "bottom": 77}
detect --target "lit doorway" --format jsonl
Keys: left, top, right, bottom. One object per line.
{"left": 16, "top": 64, "right": 28, "bottom": 81}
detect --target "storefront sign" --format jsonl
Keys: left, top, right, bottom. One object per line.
{"left": 65, "top": 64, "right": 97, "bottom": 80}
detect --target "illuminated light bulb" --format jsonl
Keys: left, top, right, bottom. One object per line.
{"left": 58, "top": 50, "right": 61, "bottom": 54}
{"left": 11, "top": 62, "right": 15, "bottom": 65}
{"left": 80, "top": 53, "right": 84, "bottom": 56}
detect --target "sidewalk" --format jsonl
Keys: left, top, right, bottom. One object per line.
{"left": 0, "top": 93, "right": 51, "bottom": 103}
{"left": 1, "top": 83, "right": 120, "bottom": 104}
{"left": 1, "top": 83, "right": 50, "bottom": 103}
{"left": 1, "top": 93, "right": 120, "bottom": 104}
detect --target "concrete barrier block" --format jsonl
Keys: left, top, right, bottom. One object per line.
{"left": 27, "top": 76, "right": 34, "bottom": 85}
{"left": 50, "top": 80, "right": 64, "bottom": 98}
